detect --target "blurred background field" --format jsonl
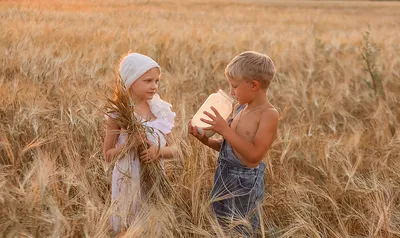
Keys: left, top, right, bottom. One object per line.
{"left": 0, "top": 0, "right": 399, "bottom": 237}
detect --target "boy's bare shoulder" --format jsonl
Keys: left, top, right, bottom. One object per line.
{"left": 261, "top": 105, "right": 279, "bottom": 121}
{"left": 255, "top": 105, "right": 278, "bottom": 137}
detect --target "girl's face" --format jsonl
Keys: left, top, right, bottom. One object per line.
{"left": 129, "top": 67, "right": 160, "bottom": 101}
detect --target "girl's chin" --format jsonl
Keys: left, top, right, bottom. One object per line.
{"left": 145, "top": 94, "right": 156, "bottom": 100}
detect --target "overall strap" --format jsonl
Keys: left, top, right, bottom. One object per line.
{"left": 233, "top": 104, "right": 246, "bottom": 117}
{"left": 227, "top": 104, "right": 246, "bottom": 127}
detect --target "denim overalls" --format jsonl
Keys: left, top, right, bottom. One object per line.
{"left": 210, "top": 104, "right": 266, "bottom": 236}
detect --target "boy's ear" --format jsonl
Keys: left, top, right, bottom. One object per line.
{"left": 251, "top": 80, "right": 260, "bottom": 91}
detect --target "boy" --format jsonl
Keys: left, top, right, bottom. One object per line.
{"left": 188, "top": 51, "right": 279, "bottom": 236}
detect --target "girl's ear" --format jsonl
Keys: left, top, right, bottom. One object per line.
{"left": 251, "top": 80, "right": 260, "bottom": 91}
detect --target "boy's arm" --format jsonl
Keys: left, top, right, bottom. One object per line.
{"left": 221, "top": 109, "right": 279, "bottom": 165}
{"left": 200, "top": 137, "right": 223, "bottom": 151}
{"left": 188, "top": 120, "right": 222, "bottom": 152}
{"left": 200, "top": 103, "right": 241, "bottom": 152}
{"left": 192, "top": 128, "right": 222, "bottom": 151}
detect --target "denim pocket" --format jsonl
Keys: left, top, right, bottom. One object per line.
{"left": 237, "top": 174, "right": 256, "bottom": 190}
{"left": 226, "top": 172, "right": 256, "bottom": 197}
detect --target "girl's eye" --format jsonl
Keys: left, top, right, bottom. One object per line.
{"left": 155, "top": 80, "right": 159, "bottom": 84}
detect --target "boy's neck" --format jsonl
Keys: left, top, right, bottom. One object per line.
{"left": 246, "top": 91, "right": 269, "bottom": 110}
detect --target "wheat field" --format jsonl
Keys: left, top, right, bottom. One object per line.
{"left": 1, "top": 0, "right": 400, "bottom": 237}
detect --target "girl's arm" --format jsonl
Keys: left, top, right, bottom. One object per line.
{"left": 158, "top": 132, "right": 178, "bottom": 159}
{"left": 103, "top": 117, "right": 122, "bottom": 162}
{"left": 140, "top": 132, "right": 179, "bottom": 163}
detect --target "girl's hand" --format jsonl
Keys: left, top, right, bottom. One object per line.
{"left": 105, "top": 143, "right": 125, "bottom": 162}
{"left": 139, "top": 140, "right": 160, "bottom": 163}
{"left": 200, "top": 107, "right": 230, "bottom": 136}
{"left": 188, "top": 120, "right": 208, "bottom": 144}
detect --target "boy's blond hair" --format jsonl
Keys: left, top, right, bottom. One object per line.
{"left": 225, "top": 51, "right": 276, "bottom": 89}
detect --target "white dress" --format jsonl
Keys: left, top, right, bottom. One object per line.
{"left": 110, "top": 94, "right": 175, "bottom": 233}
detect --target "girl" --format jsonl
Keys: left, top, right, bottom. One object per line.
{"left": 103, "top": 53, "right": 177, "bottom": 233}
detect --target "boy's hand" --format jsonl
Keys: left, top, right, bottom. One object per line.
{"left": 188, "top": 120, "right": 208, "bottom": 144}
{"left": 140, "top": 140, "right": 160, "bottom": 163}
{"left": 201, "top": 107, "right": 230, "bottom": 136}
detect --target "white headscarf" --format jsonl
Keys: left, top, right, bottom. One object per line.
{"left": 119, "top": 53, "right": 175, "bottom": 129}
{"left": 119, "top": 53, "right": 160, "bottom": 89}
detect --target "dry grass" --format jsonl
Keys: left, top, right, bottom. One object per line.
{"left": 1, "top": 0, "right": 400, "bottom": 237}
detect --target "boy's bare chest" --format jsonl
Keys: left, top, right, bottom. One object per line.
{"left": 230, "top": 113, "right": 260, "bottom": 142}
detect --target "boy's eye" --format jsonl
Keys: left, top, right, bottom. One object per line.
{"left": 155, "top": 80, "right": 159, "bottom": 84}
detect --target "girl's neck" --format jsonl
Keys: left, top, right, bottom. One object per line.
{"left": 130, "top": 94, "right": 147, "bottom": 106}
{"left": 130, "top": 95, "right": 155, "bottom": 120}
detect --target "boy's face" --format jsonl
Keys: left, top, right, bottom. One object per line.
{"left": 227, "top": 77, "right": 254, "bottom": 105}
{"left": 129, "top": 67, "right": 160, "bottom": 101}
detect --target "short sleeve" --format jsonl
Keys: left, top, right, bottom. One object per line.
{"left": 148, "top": 94, "right": 176, "bottom": 134}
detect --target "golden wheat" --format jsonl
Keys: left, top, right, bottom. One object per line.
{"left": 1, "top": 0, "right": 399, "bottom": 237}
